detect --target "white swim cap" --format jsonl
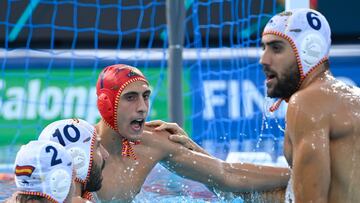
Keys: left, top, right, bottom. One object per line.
{"left": 14, "top": 140, "right": 73, "bottom": 203}
{"left": 263, "top": 8, "right": 331, "bottom": 79}
{"left": 38, "top": 118, "right": 96, "bottom": 185}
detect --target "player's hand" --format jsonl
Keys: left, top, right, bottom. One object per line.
{"left": 171, "top": 134, "right": 210, "bottom": 156}
{"left": 146, "top": 120, "right": 210, "bottom": 155}
{"left": 146, "top": 120, "right": 188, "bottom": 136}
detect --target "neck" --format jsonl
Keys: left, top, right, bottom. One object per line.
{"left": 299, "top": 63, "right": 328, "bottom": 90}
{"left": 95, "top": 119, "right": 123, "bottom": 155}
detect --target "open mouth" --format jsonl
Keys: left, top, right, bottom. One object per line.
{"left": 263, "top": 66, "right": 276, "bottom": 83}
{"left": 130, "top": 118, "right": 145, "bottom": 132}
{"left": 266, "top": 74, "right": 275, "bottom": 81}
{"left": 265, "top": 72, "right": 276, "bottom": 83}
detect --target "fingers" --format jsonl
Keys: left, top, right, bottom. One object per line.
{"left": 169, "top": 134, "right": 187, "bottom": 144}
{"left": 154, "top": 122, "right": 179, "bottom": 133}
{"left": 146, "top": 120, "right": 188, "bottom": 137}
{"left": 145, "top": 120, "right": 164, "bottom": 127}
{"left": 169, "top": 134, "right": 194, "bottom": 150}
{"left": 169, "top": 134, "right": 210, "bottom": 156}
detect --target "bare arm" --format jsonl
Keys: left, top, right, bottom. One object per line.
{"left": 286, "top": 96, "right": 331, "bottom": 203}
{"left": 163, "top": 149, "right": 290, "bottom": 192}
{"left": 148, "top": 127, "right": 290, "bottom": 193}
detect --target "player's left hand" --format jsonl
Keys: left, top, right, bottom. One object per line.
{"left": 146, "top": 120, "right": 210, "bottom": 155}
{"left": 145, "top": 120, "right": 188, "bottom": 136}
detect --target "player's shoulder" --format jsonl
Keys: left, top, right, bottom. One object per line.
{"left": 142, "top": 128, "right": 171, "bottom": 144}
{"left": 287, "top": 89, "right": 314, "bottom": 111}
{"left": 288, "top": 81, "right": 333, "bottom": 111}
{"left": 286, "top": 86, "right": 332, "bottom": 127}
{"left": 141, "top": 128, "right": 178, "bottom": 157}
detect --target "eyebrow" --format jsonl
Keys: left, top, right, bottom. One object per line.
{"left": 122, "top": 89, "right": 151, "bottom": 97}
{"left": 261, "top": 40, "right": 286, "bottom": 47}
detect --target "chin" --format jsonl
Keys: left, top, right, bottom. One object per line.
{"left": 127, "top": 131, "right": 143, "bottom": 140}
{"left": 267, "top": 90, "right": 276, "bottom": 98}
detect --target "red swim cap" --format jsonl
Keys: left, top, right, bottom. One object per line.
{"left": 96, "top": 64, "right": 148, "bottom": 132}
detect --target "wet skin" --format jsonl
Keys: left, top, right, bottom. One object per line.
{"left": 262, "top": 34, "right": 360, "bottom": 203}
{"left": 95, "top": 81, "right": 290, "bottom": 202}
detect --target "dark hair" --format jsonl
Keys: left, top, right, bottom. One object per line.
{"left": 16, "top": 194, "right": 49, "bottom": 203}
{"left": 324, "top": 59, "right": 330, "bottom": 69}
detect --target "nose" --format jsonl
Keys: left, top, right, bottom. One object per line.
{"left": 137, "top": 96, "right": 148, "bottom": 114}
{"left": 99, "top": 144, "right": 109, "bottom": 160}
{"left": 259, "top": 48, "right": 270, "bottom": 66}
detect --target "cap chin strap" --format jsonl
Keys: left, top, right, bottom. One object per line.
{"left": 113, "top": 123, "right": 141, "bottom": 160}
{"left": 269, "top": 98, "right": 284, "bottom": 112}
{"left": 102, "top": 119, "right": 140, "bottom": 160}
{"left": 82, "top": 191, "right": 95, "bottom": 202}
{"left": 121, "top": 138, "right": 140, "bottom": 160}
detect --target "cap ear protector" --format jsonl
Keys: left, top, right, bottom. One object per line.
{"left": 298, "top": 30, "right": 327, "bottom": 73}
{"left": 47, "top": 168, "right": 72, "bottom": 201}
{"left": 97, "top": 88, "right": 115, "bottom": 125}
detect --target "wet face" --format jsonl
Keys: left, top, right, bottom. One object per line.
{"left": 260, "top": 34, "right": 301, "bottom": 98}
{"left": 85, "top": 135, "right": 109, "bottom": 192}
{"left": 116, "top": 81, "right": 151, "bottom": 140}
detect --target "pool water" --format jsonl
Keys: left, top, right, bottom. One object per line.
{"left": 0, "top": 164, "right": 245, "bottom": 202}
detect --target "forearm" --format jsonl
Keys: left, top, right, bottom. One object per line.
{"left": 163, "top": 148, "right": 290, "bottom": 192}
{"left": 221, "top": 162, "right": 290, "bottom": 192}
{"left": 161, "top": 150, "right": 226, "bottom": 188}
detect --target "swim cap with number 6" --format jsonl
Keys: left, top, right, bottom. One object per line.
{"left": 263, "top": 8, "right": 331, "bottom": 79}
